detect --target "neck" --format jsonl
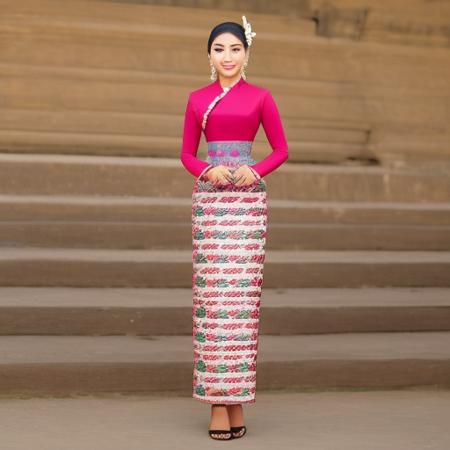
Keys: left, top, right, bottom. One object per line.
{"left": 218, "top": 75, "right": 242, "bottom": 89}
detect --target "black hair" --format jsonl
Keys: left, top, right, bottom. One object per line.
{"left": 207, "top": 21, "right": 248, "bottom": 55}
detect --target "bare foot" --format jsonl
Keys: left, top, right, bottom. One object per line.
{"left": 209, "top": 404, "right": 231, "bottom": 440}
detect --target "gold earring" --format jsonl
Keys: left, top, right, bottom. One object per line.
{"left": 209, "top": 60, "right": 217, "bottom": 81}
{"left": 240, "top": 60, "right": 248, "bottom": 80}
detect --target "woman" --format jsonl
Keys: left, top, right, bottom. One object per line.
{"left": 180, "top": 16, "right": 289, "bottom": 441}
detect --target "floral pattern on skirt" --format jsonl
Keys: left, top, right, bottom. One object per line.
{"left": 191, "top": 175, "right": 267, "bottom": 404}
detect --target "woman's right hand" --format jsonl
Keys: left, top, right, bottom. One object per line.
{"left": 203, "top": 165, "right": 235, "bottom": 186}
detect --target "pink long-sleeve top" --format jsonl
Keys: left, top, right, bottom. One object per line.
{"left": 180, "top": 76, "right": 289, "bottom": 179}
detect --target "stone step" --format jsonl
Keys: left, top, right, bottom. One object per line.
{"left": 313, "top": 0, "right": 450, "bottom": 16}
{"left": 0, "top": 88, "right": 371, "bottom": 164}
{"left": 2, "top": 64, "right": 449, "bottom": 167}
{"left": 2, "top": 195, "right": 450, "bottom": 225}
{"left": 0, "top": 248, "right": 449, "bottom": 288}
{"left": 2, "top": 61, "right": 449, "bottom": 167}
{"left": 0, "top": 287, "right": 448, "bottom": 336}
{"left": 1, "top": 153, "right": 449, "bottom": 202}
{"left": 2, "top": 0, "right": 316, "bottom": 40}
{"left": 1, "top": 2, "right": 446, "bottom": 89}
{"left": 1, "top": 219, "right": 449, "bottom": 251}
{"left": 2, "top": 195, "right": 449, "bottom": 250}
{"left": 1, "top": 331, "right": 449, "bottom": 395}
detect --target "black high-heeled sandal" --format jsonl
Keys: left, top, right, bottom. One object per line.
{"left": 230, "top": 425, "right": 247, "bottom": 439}
{"left": 209, "top": 404, "right": 232, "bottom": 440}
{"left": 208, "top": 429, "right": 233, "bottom": 440}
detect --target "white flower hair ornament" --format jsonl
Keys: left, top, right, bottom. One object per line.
{"left": 242, "top": 15, "right": 256, "bottom": 46}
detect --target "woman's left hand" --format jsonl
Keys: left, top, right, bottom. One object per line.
{"left": 231, "top": 165, "right": 258, "bottom": 187}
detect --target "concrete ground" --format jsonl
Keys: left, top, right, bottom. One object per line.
{"left": 1, "top": 389, "right": 449, "bottom": 450}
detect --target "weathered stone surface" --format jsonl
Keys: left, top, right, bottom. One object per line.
{"left": 1, "top": 0, "right": 449, "bottom": 168}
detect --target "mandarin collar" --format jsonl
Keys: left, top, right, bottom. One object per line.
{"left": 213, "top": 76, "right": 246, "bottom": 93}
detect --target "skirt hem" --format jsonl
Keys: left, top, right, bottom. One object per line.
{"left": 193, "top": 394, "right": 256, "bottom": 405}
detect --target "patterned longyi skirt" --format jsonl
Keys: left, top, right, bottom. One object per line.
{"left": 191, "top": 168, "right": 267, "bottom": 405}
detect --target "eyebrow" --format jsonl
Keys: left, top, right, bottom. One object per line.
{"left": 213, "top": 43, "right": 242, "bottom": 47}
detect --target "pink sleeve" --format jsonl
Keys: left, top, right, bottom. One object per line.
{"left": 180, "top": 93, "right": 213, "bottom": 178}
{"left": 249, "top": 90, "right": 289, "bottom": 178}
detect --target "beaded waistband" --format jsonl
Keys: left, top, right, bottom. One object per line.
{"left": 206, "top": 140, "right": 257, "bottom": 168}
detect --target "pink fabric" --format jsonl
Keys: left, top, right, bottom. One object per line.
{"left": 180, "top": 77, "right": 289, "bottom": 178}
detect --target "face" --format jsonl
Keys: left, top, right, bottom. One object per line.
{"left": 209, "top": 32, "right": 248, "bottom": 81}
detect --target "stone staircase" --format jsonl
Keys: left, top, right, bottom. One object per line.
{"left": 0, "top": 152, "right": 449, "bottom": 396}
{"left": 0, "top": 0, "right": 449, "bottom": 397}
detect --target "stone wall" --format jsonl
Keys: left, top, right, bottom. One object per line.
{"left": 1, "top": 0, "right": 449, "bottom": 170}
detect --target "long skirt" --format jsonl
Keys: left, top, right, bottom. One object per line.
{"left": 191, "top": 174, "right": 268, "bottom": 404}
